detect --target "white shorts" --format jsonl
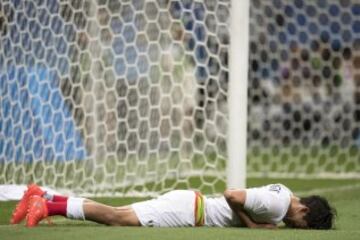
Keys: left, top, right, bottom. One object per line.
{"left": 131, "top": 190, "right": 196, "bottom": 227}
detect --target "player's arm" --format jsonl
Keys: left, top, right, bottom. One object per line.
{"left": 223, "top": 189, "right": 276, "bottom": 229}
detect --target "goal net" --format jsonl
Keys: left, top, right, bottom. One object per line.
{"left": 247, "top": 0, "right": 360, "bottom": 178}
{"left": 0, "top": 0, "right": 359, "bottom": 196}
{"left": 0, "top": 0, "right": 233, "bottom": 196}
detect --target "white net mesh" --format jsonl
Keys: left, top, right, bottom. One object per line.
{"left": 0, "top": 0, "right": 229, "bottom": 195}
{"left": 247, "top": 0, "right": 360, "bottom": 178}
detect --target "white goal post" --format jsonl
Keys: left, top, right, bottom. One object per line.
{"left": 227, "top": 0, "right": 249, "bottom": 189}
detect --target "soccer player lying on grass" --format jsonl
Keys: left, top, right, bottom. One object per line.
{"left": 10, "top": 183, "right": 335, "bottom": 229}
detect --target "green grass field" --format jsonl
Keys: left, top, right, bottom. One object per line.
{"left": 1, "top": 178, "right": 360, "bottom": 240}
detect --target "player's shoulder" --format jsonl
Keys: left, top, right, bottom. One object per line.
{"left": 245, "top": 183, "right": 292, "bottom": 201}
{"left": 244, "top": 183, "right": 292, "bottom": 219}
{"left": 263, "top": 183, "right": 293, "bottom": 196}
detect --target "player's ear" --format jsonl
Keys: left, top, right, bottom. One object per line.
{"left": 300, "top": 205, "right": 309, "bottom": 214}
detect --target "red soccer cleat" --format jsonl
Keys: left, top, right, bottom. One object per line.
{"left": 26, "top": 195, "right": 49, "bottom": 227}
{"left": 10, "top": 184, "right": 45, "bottom": 224}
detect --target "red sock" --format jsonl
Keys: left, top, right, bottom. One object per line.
{"left": 52, "top": 195, "right": 68, "bottom": 202}
{"left": 46, "top": 201, "right": 67, "bottom": 217}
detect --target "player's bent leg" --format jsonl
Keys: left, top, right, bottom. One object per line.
{"left": 83, "top": 200, "right": 141, "bottom": 226}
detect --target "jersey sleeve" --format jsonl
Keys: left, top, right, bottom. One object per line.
{"left": 243, "top": 184, "right": 292, "bottom": 224}
{"left": 244, "top": 187, "right": 269, "bottom": 214}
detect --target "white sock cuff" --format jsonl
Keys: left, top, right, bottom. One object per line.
{"left": 66, "top": 197, "right": 85, "bottom": 220}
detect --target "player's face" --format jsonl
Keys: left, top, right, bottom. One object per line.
{"left": 283, "top": 200, "right": 309, "bottom": 228}
{"left": 284, "top": 219, "right": 307, "bottom": 228}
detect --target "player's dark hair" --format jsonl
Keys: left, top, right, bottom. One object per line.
{"left": 300, "top": 195, "right": 336, "bottom": 230}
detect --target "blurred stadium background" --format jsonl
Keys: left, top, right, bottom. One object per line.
{"left": 0, "top": 0, "right": 359, "bottom": 198}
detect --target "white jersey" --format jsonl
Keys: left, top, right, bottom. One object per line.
{"left": 204, "top": 184, "right": 292, "bottom": 226}
{"left": 244, "top": 183, "right": 292, "bottom": 224}
{"left": 204, "top": 196, "right": 242, "bottom": 227}
{"left": 132, "top": 184, "right": 292, "bottom": 227}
